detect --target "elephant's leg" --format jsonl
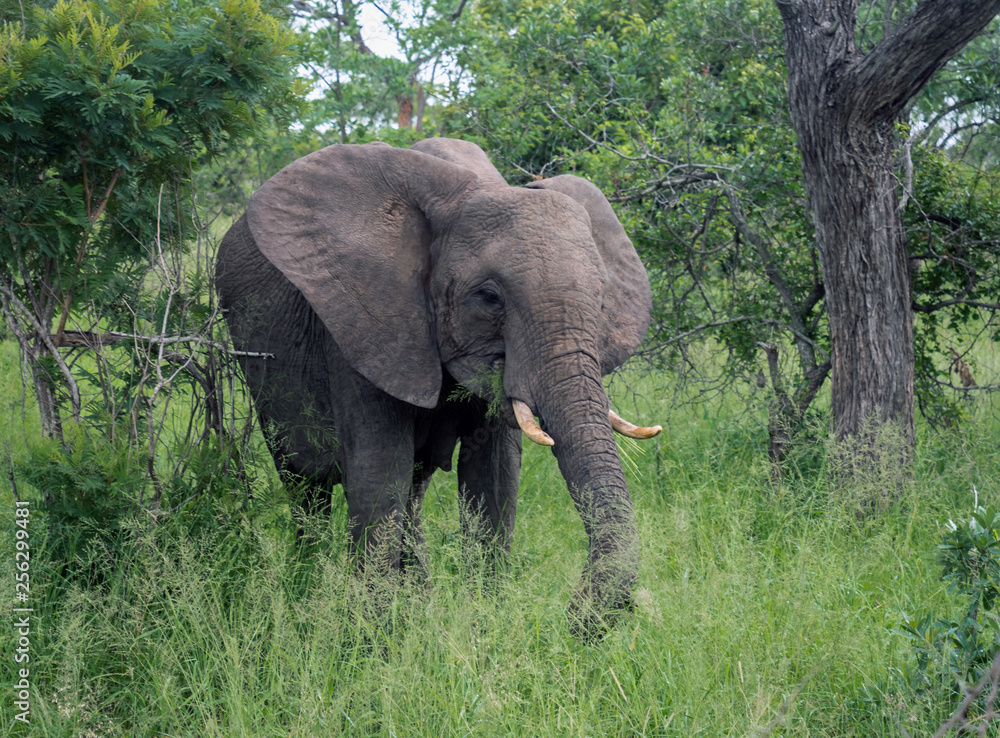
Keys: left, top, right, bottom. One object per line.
{"left": 457, "top": 415, "right": 522, "bottom": 556}
{"left": 339, "top": 399, "right": 416, "bottom": 576}
{"left": 401, "top": 467, "right": 433, "bottom": 579}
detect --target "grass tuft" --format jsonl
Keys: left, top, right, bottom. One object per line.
{"left": 1, "top": 357, "right": 999, "bottom": 734}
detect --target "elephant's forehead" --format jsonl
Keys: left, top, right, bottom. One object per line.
{"left": 444, "top": 188, "right": 608, "bottom": 291}
{"left": 456, "top": 187, "right": 593, "bottom": 243}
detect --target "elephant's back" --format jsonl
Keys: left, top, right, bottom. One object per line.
{"left": 217, "top": 215, "right": 324, "bottom": 362}
{"left": 216, "top": 215, "right": 342, "bottom": 486}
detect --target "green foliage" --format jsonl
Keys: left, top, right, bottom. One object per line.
{"left": 437, "top": 0, "right": 832, "bottom": 459}
{"left": 0, "top": 0, "right": 301, "bottom": 260}
{"left": 15, "top": 427, "right": 143, "bottom": 588}
{"left": 293, "top": 0, "right": 465, "bottom": 143}
{"left": 13, "top": 414, "right": 255, "bottom": 593}
{"left": 0, "top": 0, "right": 302, "bottom": 441}
{"left": 3, "top": 368, "right": 1000, "bottom": 735}
{"left": 432, "top": 0, "right": 1000, "bottom": 449}
{"left": 908, "top": 147, "right": 1000, "bottom": 426}
{"left": 892, "top": 500, "right": 1000, "bottom": 723}
{"left": 449, "top": 366, "right": 506, "bottom": 419}
{"left": 939, "top": 504, "right": 1000, "bottom": 615}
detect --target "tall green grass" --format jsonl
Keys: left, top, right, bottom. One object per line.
{"left": 2, "top": 345, "right": 999, "bottom": 735}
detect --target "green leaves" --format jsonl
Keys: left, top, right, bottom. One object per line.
{"left": 0, "top": 0, "right": 300, "bottom": 437}
{"left": 939, "top": 503, "right": 1000, "bottom": 612}
{"left": 893, "top": 497, "right": 1000, "bottom": 708}
{"left": 1, "top": 0, "right": 300, "bottom": 246}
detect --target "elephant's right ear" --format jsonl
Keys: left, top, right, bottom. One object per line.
{"left": 246, "top": 144, "right": 478, "bottom": 408}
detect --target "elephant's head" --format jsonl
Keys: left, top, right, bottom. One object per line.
{"left": 245, "top": 138, "right": 659, "bottom": 635}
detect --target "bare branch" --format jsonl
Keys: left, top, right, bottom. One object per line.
{"left": 634, "top": 317, "right": 756, "bottom": 357}
{"left": 898, "top": 135, "right": 914, "bottom": 212}
{"left": 910, "top": 96, "right": 987, "bottom": 148}
{"left": 0, "top": 276, "right": 81, "bottom": 421}
{"left": 450, "top": 0, "right": 470, "bottom": 22}
{"left": 543, "top": 102, "right": 678, "bottom": 166}
{"left": 53, "top": 330, "right": 273, "bottom": 358}
{"left": 849, "top": 0, "right": 1000, "bottom": 125}
{"left": 932, "top": 377, "right": 1000, "bottom": 393}
{"left": 721, "top": 185, "right": 823, "bottom": 369}
{"left": 612, "top": 171, "right": 726, "bottom": 202}
{"left": 933, "top": 651, "right": 1000, "bottom": 738}
{"left": 912, "top": 298, "right": 1000, "bottom": 313}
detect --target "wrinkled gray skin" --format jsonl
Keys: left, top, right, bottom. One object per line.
{"left": 216, "top": 138, "right": 654, "bottom": 637}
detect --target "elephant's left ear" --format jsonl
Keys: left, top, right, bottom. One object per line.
{"left": 526, "top": 175, "right": 652, "bottom": 373}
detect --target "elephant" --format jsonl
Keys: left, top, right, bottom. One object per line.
{"left": 215, "top": 137, "right": 661, "bottom": 636}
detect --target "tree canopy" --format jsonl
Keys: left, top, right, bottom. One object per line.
{"left": 420, "top": 0, "right": 1000, "bottom": 457}
{"left": 3, "top": 0, "right": 999, "bottom": 459}
{"left": 0, "top": 0, "right": 300, "bottom": 436}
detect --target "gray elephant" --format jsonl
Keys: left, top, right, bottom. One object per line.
{"left": 215, "top": 137, "right": 660, "bottom": 636}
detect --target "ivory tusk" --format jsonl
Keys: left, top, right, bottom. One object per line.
{"left": 609, "top": 410, "right": 663, "bottom": 439}
{"left": 512, "top": 400, "right": 555, "bottom": 446}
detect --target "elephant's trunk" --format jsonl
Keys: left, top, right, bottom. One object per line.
{"left": 533, "top": 352, "right": 639, "bottom": 639}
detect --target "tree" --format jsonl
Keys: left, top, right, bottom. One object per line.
{"left": 442, "top": 0, "right": 1000, "bottom": 465}
{"left": 773, "top": 0, "right": 1000, "bottom": 446}
{"left": 0, "top": 0, "right": 300, "bottom": 438}
{"left": 440, "top": 0, "right": 834, "bottom": 462}
{"left": 292, "top": 0, "right": 470, "bottom": 142}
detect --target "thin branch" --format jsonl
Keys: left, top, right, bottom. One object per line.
{"left": 612, "top": 171, "right": 725, "bottom": 202}
{"left": 54, "top": 329, "right": 273, "bottom": 358}
{"left": 91, "top": 168, "right": 122, "bottom": 223}
{"left": 722, "top": 185, "right": 823, "bottom": 369}
{"left": 543, "top": 101, "right": 703, "bottom": 167}
{"left": 931, "top": 377, "right": 1000, "bottom": 393}
{"left": 913, "top": 298, "right": 1000, "bottom": 313}
{"left": 898, "top": 135, "right": 914, "bottom": 212}
{"left": 882, "top": 0, "right": 897, "bottom": 40}
{"left": 0, "top": 277, "right": 81, "bottom": 420}
{"left": 53, "top": 166, "right": 125, "bottom": 347}
{"left": 933, "top": 651, "right": 1000, "bottom": 738}
{"left": 799, "top": 281, "right": 825, "bottom": 319}
{"left": 910, "top": 96, "right": 986, "bottom": 148}
{"left": 450, "top": 0, "right": 470, "bottom": 22}
{"left": 633, "top": 317, "right": 756, "bottom": 357}
{"left": 758, "top": 341, "right": 790, "bottom": 404}
{"left": 760, "top": 319, "right": 830, "bottom": 361}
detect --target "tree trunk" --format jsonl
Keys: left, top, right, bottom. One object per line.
{"left": 30, "top": 351, "right": 62, "bottom": 440}
{"left": 774, "top": 0, "right": 1000, "bottom": 446}
{"left": 396, "top": 94, "right": 412, "bottom": 128}
{"left": 800, "top": 112, "right": 916, "bottom": 445}
{"left": 1, "top": 274, "right": 65, "bottom": 440}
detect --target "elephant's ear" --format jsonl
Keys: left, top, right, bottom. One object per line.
{"left": 246, "top": 143, "right": 479, "bottom": 408}
{"left": 409, "top": 138, "right": 508, "bottom": 188}
{"left": 525, "top": 175, "right": 652, "bottom": 373}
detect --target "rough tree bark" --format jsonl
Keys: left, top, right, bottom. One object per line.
{"left": 773, "top": 0, "right": 1000, "bottom": 446}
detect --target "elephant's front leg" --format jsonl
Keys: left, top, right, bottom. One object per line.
{"left": 401, "top": 467, "right": 433, "bottom": 580}
{"left": 340, "top": 402, "right": 417, "bottom": 577}
{"left": 457, "top": 414, "right": 522, "bottom": 558}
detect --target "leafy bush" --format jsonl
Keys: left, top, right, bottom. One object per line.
{"left": 16, "top": 422, "right": 257, "bottom": 594}
{"left": 18, "top": 428, "right": 144, "bottom": 587}
{"left": 895, "top": 495, "right": 1000, "bottom": 717}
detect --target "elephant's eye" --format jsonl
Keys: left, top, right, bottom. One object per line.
{"left": 471, "top": 284, "right": 504, "bottom": 311}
